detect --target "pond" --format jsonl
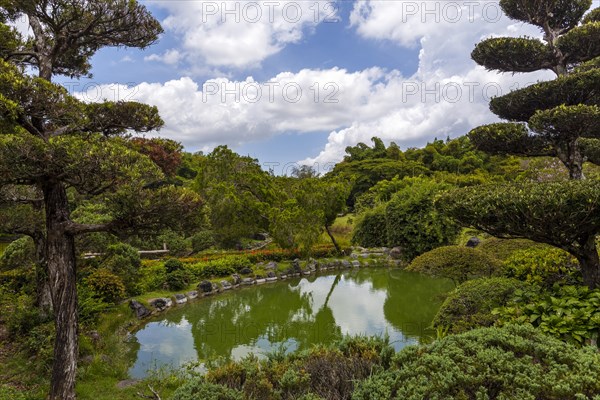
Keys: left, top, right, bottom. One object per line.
{"left": 128, "top": 268, "right": 453, "bottom": 378}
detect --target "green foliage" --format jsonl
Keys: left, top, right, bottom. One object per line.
{"left": 0, "top": 237, "right": 35, "bottom": 271}
{"left": 433, "top": 277, "right": 530, "bottom": 333}
{"left": 477, "top": 238, "right": 545, "bottom": 261}
{"left": 407, "top": 245, "right": 501, "bottom": 284}
{"left": 472, "top": 36, "right": 554, "bottom": 73}
{"left": 159, "top": 231, "right": 190, "bottom": 257}
{"left": 100, "top": 243, "right": 141, "bottom": 295}
{"left": 191, "top": 230, "right": 216, "bottom": 253}
{"left": 529, "top": 104, "right": 600, "bottom": 140}
{"left": 77, "top": 283, "right": 110, "bottom": 325}
{"left": 495, "top": 285, "right": 600, "bottom": 346}
{"left": 164, "top": 258, "right": 184, "bottom": 274}
{"left": 172, "top": 380, "right": 244, "bottom": 400}
{"left": 504, "top": 247, "right": 582, "bottom": 287}
{"left": 138, "top": 262, "right": 167, "bottom": 292}
{"left": 384, "top": 178, "right": 459, "bottom": 260}
{"left": 188, "top": 256, "right": 252, "bottom": 279}
{"left": 0, "top": 385, "right": 28, "bottom": 400}
{"left": 352, "top": 205, "right": 387, "bottom": 248}
{"left": 84, "top": 269, "right": 126, "bottom": 304}
{"left": 499, "top": 0, "right": 592, "bottom": 31}
{"left": 352, "top": 324, "right": 600, "bottom": 399}
{"left": 468, "top": 122, "right": 554, "bottom": 156}
{"left": 166, "top": 269, "right": 191, "bottom": 291}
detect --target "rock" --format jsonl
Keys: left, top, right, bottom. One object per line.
{"left": 116, "top": 379, "right": 140, "bottom": 389}
{"left": 389, "top": 246, "right": 404, "bottom": 260}
{"left": 352, "top": 260, "right": 361, "bottom": 268}
{"left": 307, "top": 258, "right": 318, "bottom": 271}
{"left": 149, "top": 297, "right": 172, "bottom": 311}
{"left": 241, "top": 277, "right": 255, "bottom": 285}
{"left": 221, "top": 280, "right": 233, "bottom": 290}
{"left": 341, "top": 260, "right": 352, "bottom": 268}
{"left": 256, "top": 278, "right": 266, "bottom": 284}
{"left": 360, "top": 253, "right": 370, "bottom": 258}
{"left": 174, "top": 294, "right": 187, "bottom": 304}
{"left": 280, "top": 274, "right": 287, "bottom": 279}
{"left": 265, "top": 261, "right": 278, "bottom": 270}
{"left": 302, "top": 269, "right": 312, "bottom": 276}
{"left": 266, "top": 271, "right": 277, "bottom": 278}
{"left": 253, "top": 232, "right": 269, "bottom": 241}
{"left": 466, "top": 237, "right": 481, "bottom": 248}
{"left": 381, "top": 247, "right": 390, "bottom": 254}
{"left": 292, "top": 258, "right": 302, "bottom": 273}
{"left": 186, "top": 290, "right": 198, "bottom": 299}
{"left": 212, "top": 282, "right": 220, "bottom": 292}
{"left": 240, "top": 267, "right": 253, "bottom": 275}
{"left": 350, "top": 253, "right": 359, "bottom": 259}
{"left": 198, "top": 280, "right": 213, "bottom": 293}
{"left": 129, "top": 299, "right": 152, "bottom": 319}
{"left": 231, "top": 274, "right": 242, "bottom": 285}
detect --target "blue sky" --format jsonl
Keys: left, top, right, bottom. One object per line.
{"left": 59, "top": 0, "right": 589, "bottom": 173}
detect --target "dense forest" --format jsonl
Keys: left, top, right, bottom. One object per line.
{"left": 1, "top": 0, "right": 600, "bottom": 399}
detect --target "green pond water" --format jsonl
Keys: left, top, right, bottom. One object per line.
{"left": 128, "top": 268, "right": 453, "bottom": 378}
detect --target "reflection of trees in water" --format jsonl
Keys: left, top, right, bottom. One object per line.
{"left": 187, "top": 279, "right": 341, "bottom": 360}
{"left": 382, "top": 270, "right": 453, "bottom": 340}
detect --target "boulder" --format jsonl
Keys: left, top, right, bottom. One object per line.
{"left": 341, "top": 260, "right": 352, "bottom": 268}
{"left": 231, "top": 274, "right": 242, "bottom": 285}
{"left": 266, "top": 271, "right": 277, "bottom": 278}
{"left": 241, "top": 277, "right": 255, "bottom": 285}
{"left": 291, "top": 258, "right": 302, "bottom": 274}
{"left": 466, "top": 237, "right": 481, "bottom": 248}
{"left": 198, "top": 280, "right": 213, "bottom": 293}
{"left": 307, "top": 258, "right": 318, "bottom": 271}
{"left": 265, "top": 261, "right": 278, "bottom": 270}
{"left": 389, "top": 246, "right": 404, "bottom": 260}
{"left": 186, "top": 290, "right": 198, "bottom": 299}
{"left": 240, "top": 267, "right": 253, "bottom": 275}
{"left": 352, "top": 260, "right": 361, "bottom": 268}
{"left": 256, "top": 278, "right": 266, "bottom": 284}
{"left": 129, "top": 299, "right": 152, "bottom": 318}
{"left": 149, "top": 298, "right": 172, "bottom": 311}
{"left": 174, "top": 294, "right": 187, "bottom": 304}
{"left": 350, "top": 253, "right": 359, "bottom": 259}
{"left": 221, "top": 280, "right": 233, "bottom": 290}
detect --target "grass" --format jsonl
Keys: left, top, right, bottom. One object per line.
{"left": 320, "top": 214, "right": 355, "bottom": 248}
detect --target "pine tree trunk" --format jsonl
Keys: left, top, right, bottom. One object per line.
{"left": 578, "top": 236, "right": 600, "bottom": 289}
{"left": 325, "top": 225, "right": 342, "bottom": 255}
{"left": 44, "top": 181, "right": 78, "bottom": 400}
{"left": 33, "top": 232, "right": 52, "bottom": 315}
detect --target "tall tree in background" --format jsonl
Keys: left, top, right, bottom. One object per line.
{"left": 0, "top": 2, "right": 204, "bottom": 398}
{"left": 469, "top": 0, "right": 600, "bottom": 179}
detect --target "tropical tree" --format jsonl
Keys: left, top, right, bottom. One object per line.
{"left": 0, "top": 2, "right": 204, "bottom": 398}
{"left": 469, "top": 0, "right": 600, "bottom": 179}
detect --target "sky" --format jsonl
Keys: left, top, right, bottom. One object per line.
{"left": 37, "top": 0, "right": 598, "bottom": 174}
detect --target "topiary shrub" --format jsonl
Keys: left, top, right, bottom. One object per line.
{"left": 0, "top": 237, "right": 35, "bottom": 271}
{"left": 406, "top": 245, "right": 501, "bottom": 284}
{"left": 352, "top": 324, "right": 600, "bottom": 400}
{"left": 166, "top": 269, "right": 191, "bottom": 291}
{"left": 503, "top": 246, "right": 581, "bottom": 287}
{"left": 191, "top": 230, "right": 216, "bottom": 253}
{"left": 84, "top": 268, "right": 126, "bottom": 304}
{"left": 100, "top": 243, "right": 141, "bottom": 295}
{"left": 384, "top": 178, "right": 460, "bottom": 260}
{"left": 172, "top": 380, "right": 244, "bottom": 400}
{"left": 432, "top": 277, "right": 530, "bottom": 334}
{"left": 477, "top": 237, "right": 547, "bottom": 261}
{"left": 352, "top": 205, "right": 387, "bottom": 248}
{"left": 164, "top": 258, "right": 184, "bottom": 274}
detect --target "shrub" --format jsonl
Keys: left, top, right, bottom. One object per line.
{"left": 77, "top": 283, "right": 110, "bottom": 324}
{"left": 138, "top": 262, "right": 167, "bottom": 292}
{"left": 406, "top": 245, "right": 501, "bottom": 284}
{"left": 352, "top": 205, "right": 387, "bottom": 248}
{"left": 159, "top": 231, "right": 190, "bottom": 256}
{"left": 84, "top": 268, "right": 126, "bottom": 304}
{"left": 0, "top": 268, "right": 34, "bottom": 293}
{"left": 0, "top": 237, "right": 35, "bottom": 271}
{"left": 191, "top": 231, "right": 216, "bottom": 253}
{"left": 189, "top": 256, "right": 252, "bottom": 279}
{"left": 433, "top": 277, "right": 530, "bottom": 334}
{"left": 172, "top": 380, "right": 244, "bottom": 400}
{"left": 164, "top": 258, "right": 184, "bottom": 274}
{"left": 352, "top": 324, "right": 600, "bottom": 399}
{"left": 166, "top": 269, "right": 191, "bottom": 291}
{"left": 384, "top": 178, "right": 459, "bottom": 260}
{"left": 503, "top": 246, "right": 581, "bottom": 287}
{"left": 496, "top": 285, "right": 600, "bottom": 346}
{"left": 100, "top": 243, "right": 141, "bottom": 295}
{"left": 477, "top": 237, "right": 547, "bottom": 261}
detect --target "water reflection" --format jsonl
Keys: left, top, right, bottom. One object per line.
{"left": 129, "top": 269, "right": 452, "bottom": 378}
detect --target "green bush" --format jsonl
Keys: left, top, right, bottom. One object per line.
{"left": 352, "top": 324, "right": 600, "bottom": 399}
{"left": 77, "top": 283, "right": 110, "bottom": 324}
{"left": 7, "top": 294, "right": 48, "bottom": 338}
{"left": 384, "top": 178, "right": 459, "bottom": 260}
{"left": 159, "top": 231, "right": 190, "bottom": 256}
{"left": 84, "top": 268, "right": 126, "bottom": 304}
{"left": 164, "top": 258, "right": 184, "bottom": 273}
{"left": 172, "top": 380, "right": 244, "bottom": 400}
{"left": 496, "top": 285, "right": 600, "bottom": 346}
{"left": 166, "top": 269, "right": 191, "bottom": 291}
{"left": 191, "top": 231, "right": 216, "bottom": 253}
{"left": 189, "top": 256, "right": 252, "bottom": 279}
{"left": 352, "top": 205, "right": 387, "bottom": 248}
{"left": 433, "top": 277, "right": 530, "bottom": 334}
{"left": 0, "top": 268, "right": 34, "bottom": 293}
{"left": 503, "top": 246, "right": 581, "bottom": 287}
{"left": 100, "top": 243, "right": 141, "bottom": 295}
{"left": 138, "top": 262, "right": 167, "bottom": 292}
{"left": 0, "top": 237, "right": 35, "bottom": 271}
{"left": 406, "top": 245, "right": 501, "bottom": 284}
{"left": 477, "top": 237, "right": 547, "bottom": 261}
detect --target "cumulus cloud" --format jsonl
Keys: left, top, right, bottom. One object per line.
{"left": 144, "top": 49, "right": 183, "bottom": 65}
{"left": 149, "top": 0, "right": 337, "bottom": 69}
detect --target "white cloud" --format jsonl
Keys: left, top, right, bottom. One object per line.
{"left": 150, "top": 0, "right": 336, "bottom": 69}
{"left": 144, "top": 49, "right": 183, "bottom": 65}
